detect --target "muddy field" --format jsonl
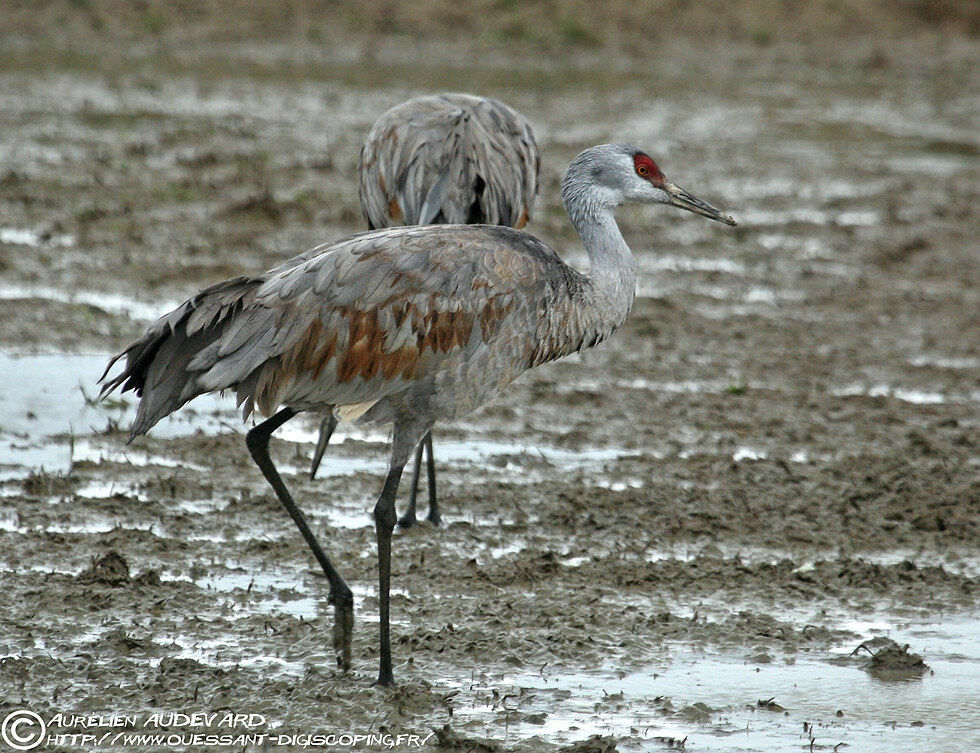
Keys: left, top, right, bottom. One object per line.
{"left": 0, "top": 26, "right": 978, "bottom": 753}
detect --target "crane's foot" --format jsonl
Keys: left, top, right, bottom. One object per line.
{"left": 397, "top": 509, "right": 419, "bottom": 529}
{"left": 426, "top": 507, "right": 442, "bottom": 526}
{"left": 330, "top": 587, "right": 354, "bottom": 672}
{"left": 372, "top": 669, "right": 396, "bottom": 688}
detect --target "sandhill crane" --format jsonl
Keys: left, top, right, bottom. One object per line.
{"left": 100, "top": 143, "right": 735, "bottom": 685}
{"left": 310, "top": 93, "right": 540, "bottom": 530}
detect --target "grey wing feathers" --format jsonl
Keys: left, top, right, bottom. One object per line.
{"left": 358, "top": 93, "right": 540, "bottom": 230}
{"left": 99, "top": 277, "right": 262, "bottom": 437}
{"left": 100, "top": 225, "right": 586, "bottom": 438}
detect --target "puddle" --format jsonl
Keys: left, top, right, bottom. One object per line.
{"left": 833, "top": 383, "right": 978, "bottom": 405}
{"left": 0, "top": 353, "right": 643, "bottom": 484}
{"left": 282, "top": 420, "right": 639, "bottom": 472}
{"left": 610, "top": 378, "right": 754, "bottom": 395}
{"left": 0, "top": 352, "right": 233, "bottom": 475}
{"left": 174, "top": 497, "right": 230, "bottom": 515}
{"left": 732, "top": 447, "right": 766, "bottom": 462}
{"left": 640, "top": 546, "right": 980, "bottom": 577}
{"left": 15, "top": 352, "right": 958, "bottom": 493}
{"left": 595, "top": 372, "right": 977, "bottom": 409}
{"left": 154, "top": 633, "right": 310, "bottom": 678}
{"left": 272, "top": 438, "right": 638, "bottom": 490}
{"left": 454, "top": 616, "right": 980, "bottom": 752}
{"left": 597, "top": 477, "right": 645, "bottom": 492}
{"left": 412, "top": 439, "right": 637, "bottom": 467}
{"left": 307, "top": 501, "right": 378, "bottom": 530}
{"left": 0, "top": 227, "right": 75, "bottom": 247}
{"left": 735, "top": 206, "right": 880, "bottom": 227}
{"left": 0, "top": 516, "right": 137, "bottom": 536}
{"left": 276, "top": 421, "right": 389, "bottom": 447}
{"left": 73, "top": 479, "right": 145, "bottom": 500}
{"left": 637, "top": 280, "right": 806, "bottom": 305}
{"left": 166, "top": 567, "right": 411, "bottom": 626}
{"left": 908, "top": 355, "right": 980, "bottom": 370}
{"left": 637, "top": 255, "right": 747, "bottom": 275}
{"left": 165, "top": 568, "right": 321, "bottom": 621}
{"left": 0, "top": 285, "right": 176, "bottom": 320}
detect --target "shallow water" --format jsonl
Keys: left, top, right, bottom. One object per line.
{"left": 0, "top": 352, "right": 229, "bottom": 476}
{"left": 451, "top": 617, "right": 980, "bottom": 752}
{"left": 0, "top": 283, "right": 178, "bottom": 320}
{"left": 0, "top": 352, "right": 642, "bottom": 481}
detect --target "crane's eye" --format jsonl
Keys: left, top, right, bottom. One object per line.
{"left": 633, "top": 153, "right": 662, "bottom": 182}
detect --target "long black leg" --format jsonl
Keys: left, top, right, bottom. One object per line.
{"left": 423, "top": 432, "right": 440, "bottom": 525}
{"left": 373, "top": 419, "right": 430, "bottom": 686}
{"left": 373, "top": 462, "right": 404, "bottom": 686}
{"left": 309, "top": 413, "right": 338, "bottom": 480}
{"left": 397, "top": 444, "right": 424, "bottom": 528}
{"left": 246, "top": 408, "right": 354, "bottom": 671}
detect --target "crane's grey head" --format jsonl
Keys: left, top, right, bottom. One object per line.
{"left": 562, "top": 143, "right": 736, "bottom": 226}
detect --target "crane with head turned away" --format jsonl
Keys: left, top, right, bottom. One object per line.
{"left": 310, "top": 93, "right": 540, "bottom": 530}
{"left": 101, "top": 142, "right": 736, "bottom": 686}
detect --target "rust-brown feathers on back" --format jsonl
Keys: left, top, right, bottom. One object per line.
{"left": 244, "top": 231, "right": 539, "bottom": 416}
{"left": 104, "top": 224, "right": 587, "bottom": 436}
{"left": 238, "top": 228, "right": 552, "bottom": 418}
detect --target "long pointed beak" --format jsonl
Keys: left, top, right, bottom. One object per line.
{"left": 663, "top": 179, "right": 737, "bottom": 226}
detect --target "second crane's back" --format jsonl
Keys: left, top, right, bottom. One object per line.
{"left": 358, "top": 93, "right": 539, "bottom": 231}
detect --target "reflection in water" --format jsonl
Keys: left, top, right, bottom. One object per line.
{"left": 455, "top": 617, "right": 980, "bottom": 752}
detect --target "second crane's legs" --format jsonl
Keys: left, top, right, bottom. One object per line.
{"left": 399, "top": 432, "right": 439, "bottom": 527}
{"left": 311, "top": 416, "right": 440, "bottom": 528}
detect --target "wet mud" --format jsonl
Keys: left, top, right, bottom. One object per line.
{"left": 0, "top": 31, "right": 978, "bottom": 753}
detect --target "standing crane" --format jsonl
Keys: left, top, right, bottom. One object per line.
{"left": 100, "top": 143, "right": 735, "bottom": 686}
{"left": 310, "top": 93, "right": 540, "bottom": 530}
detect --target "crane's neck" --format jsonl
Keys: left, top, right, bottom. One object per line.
{"left": 563, "top": 185, "right": 637, "bottom": 335}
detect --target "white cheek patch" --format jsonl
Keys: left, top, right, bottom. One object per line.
{"left": 594, "top": 185, "right": 623, "bottom": 206}
{"left": 632, "top": 181, "right": 668, "bottom": 203}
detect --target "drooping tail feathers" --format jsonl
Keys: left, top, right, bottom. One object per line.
{"left": 99, "top": 276, "right": 260, "bottom": 439}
